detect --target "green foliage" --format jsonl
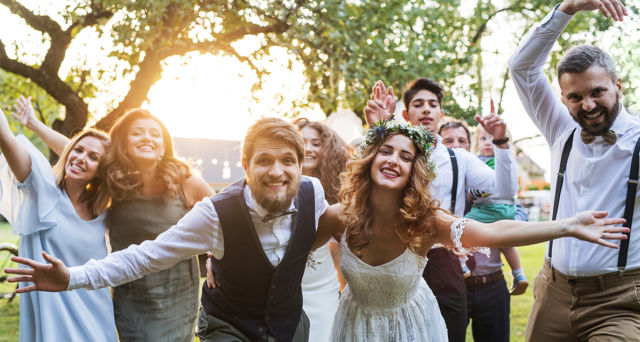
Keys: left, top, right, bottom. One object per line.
{"left": 0, "top": 0, "right": 637, "bottom": 130}
{"left": 0, "top": 70, "right": 62, "bottom": 157}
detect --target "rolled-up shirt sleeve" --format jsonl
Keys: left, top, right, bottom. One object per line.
{"left": 68, "top": 198, "right": 222, "bottom": 290}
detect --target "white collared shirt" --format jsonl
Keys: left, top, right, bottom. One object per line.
{"left": 431, "top": 135, "right": 518, "bottom": 216}
{"left": 509, "top": 7, "right": 640, "bottom": 276}
{"left": 67, "top": 176, "right": 328, "bottom": 290}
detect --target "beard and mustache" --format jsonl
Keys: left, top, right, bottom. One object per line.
{"left": 573, "top": 93, "right": 621, "bottom": 135}
{"left": 248, "top": 175, "right": 301, "bottom": 214}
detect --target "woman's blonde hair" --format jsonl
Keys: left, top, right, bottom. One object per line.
{"left": 293, "top": 118, "right": 349, "bottom": 204}
{"left": 338, "top": 132, "right": 442, "bottom": 256}
{"left": 103, "top": 108, "right": 191, "bottom": 201}
{"left": 52, "top": 129, "right": 111, "bottom": 216}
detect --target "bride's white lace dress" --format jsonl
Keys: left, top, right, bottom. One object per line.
{"left": 330, "top": 239, "right": 448, "bottom": 341}
{"left": 330, "top": 218, "right": 480, "bottom": 341}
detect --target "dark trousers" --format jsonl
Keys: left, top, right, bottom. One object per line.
{"left": 466, "top": 275, "right": 510, "bottom": 342}
{"left": 196, "top": 307, "right": 309, "bottom": 342}
{"left": 423, "top": 248, "right": 467, "bottom": 342}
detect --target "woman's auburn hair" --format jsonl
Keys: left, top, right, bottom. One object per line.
{"left": 52, "top": 128, "right": 111, "bottom": 216}
{"left": 103, "top": 108, "right": 191, "bottom": 201}
{"left": 293, "top": 119, "right": 350, "bottom": 205}
{"left": 338, "top": 132, "right": 443, "bottom": 256}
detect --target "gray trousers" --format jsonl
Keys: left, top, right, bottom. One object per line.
{"left": 195, "top": 307, "right": 309, "bottom": 342}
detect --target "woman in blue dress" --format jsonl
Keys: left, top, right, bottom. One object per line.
{"left": 0, "top": 97, "right": 117, "bottom": 341}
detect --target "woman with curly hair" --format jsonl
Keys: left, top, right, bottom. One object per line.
{"left": 310, "top": 121, "right": 629, "bottom": 341}
{"left": 103, "top": 109, "right": 212, "bottom": 341}
{"left": 292, "top": 118, "right": 348, "bottom": 342}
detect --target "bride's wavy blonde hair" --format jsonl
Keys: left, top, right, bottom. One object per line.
{"left": 338, "top": 132, "right": 443, "bottom": 256}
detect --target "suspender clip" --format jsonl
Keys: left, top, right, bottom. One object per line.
{"left": 628, "top": 179, "right": 638, "bottom": 185}
{"left": 557, "top": 172, "right": 565, "bottom": 178}
{"left": 618, "top": 267, "right": 625, "bottom": 277}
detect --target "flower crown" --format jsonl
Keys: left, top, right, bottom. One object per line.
{"left": 359, "top": 120, "right": 438, "bottom": 172}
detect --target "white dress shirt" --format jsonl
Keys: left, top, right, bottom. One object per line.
{"left": 509, "top": 7, "right": 640, "bottom": 276}
{"left": 67, "top": 176, "right": 328, "bottom": 290}
{"left": 432, "top": 135, "right": 518, "bottom": 216}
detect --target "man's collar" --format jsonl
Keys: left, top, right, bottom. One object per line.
{"left": 243, "top": 184, "right": 296, "bottom": 221}
{"left": 609, "top": 106, "right": 632, "bottom": 136}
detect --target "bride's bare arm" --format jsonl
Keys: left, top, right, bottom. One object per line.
{"left": 432, "top": 211, "right": 629, "bottom": 250}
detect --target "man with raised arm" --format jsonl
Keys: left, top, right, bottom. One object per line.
{"left": 364, "top": 79, "right": 519, "bottom": 342}
{"left": 508, "top": 0, "right": 640, "bottom": 340}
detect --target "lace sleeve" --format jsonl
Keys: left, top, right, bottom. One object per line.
{"left": 449, "top": 218, "right": 490, "bottom": 259}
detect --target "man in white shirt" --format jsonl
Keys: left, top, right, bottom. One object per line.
{"left": 365, "top": 78, "right": 518, "bottom": 342}
{"left": 4, "top": 117, "right": 329, "bottom": 342}
{"left": 508, "top": 0, "right": 640, "bottom": 340}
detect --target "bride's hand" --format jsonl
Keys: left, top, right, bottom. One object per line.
{"left": 567, "top": 211, "right": 628, "bottom": 248}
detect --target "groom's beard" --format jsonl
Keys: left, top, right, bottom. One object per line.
{"left": 573, "top": 93, "right": 620, "bottom": 135}
{"left": 248, "top": 174, "right": 301, "bottom": 214}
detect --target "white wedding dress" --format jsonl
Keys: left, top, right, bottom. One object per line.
{"left": 330, "top": 218, "right": 479, "bottom": 342}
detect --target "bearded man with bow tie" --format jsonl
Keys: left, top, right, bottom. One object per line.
{"left": 508, "top": 0, "right": 640, "bottom": 340}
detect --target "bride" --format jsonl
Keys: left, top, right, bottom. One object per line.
{"left": 4, "top": 119, "right": 629, "bottom": 342}
{"left": 312, "top": 120, "right": 628, "bottom": 341}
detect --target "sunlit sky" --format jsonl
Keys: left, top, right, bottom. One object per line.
{"left": 1, "top": 1, "right": 637, "bottom": 180}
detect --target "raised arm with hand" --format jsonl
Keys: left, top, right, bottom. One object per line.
{"left": 12, "top": 96, "right": 70, "bottom": 156}
{"left": 0, "top": 108, "right": 32, "bottom": 182}
{"left": 558, "top": 0, "right": 627, "bottom": 20}
{"left": 433, "top": 210, "right": 628, "bottom": 251}
{"left": 364, "top": 80, "right": 396, "bottom": 126}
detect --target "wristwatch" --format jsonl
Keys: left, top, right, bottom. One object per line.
{"left": 492, "top": 136, "right": 509, "bottom": 145}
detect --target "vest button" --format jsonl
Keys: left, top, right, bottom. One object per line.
{"left": 271, "top": 284, "right": 276, "bottom": 289}
{"left": 265, "top": 315, "right": 270, "bottom": 321}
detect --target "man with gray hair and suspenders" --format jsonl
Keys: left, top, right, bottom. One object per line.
{"left": 509, "top": 0, "right": 640, "bottom": 340}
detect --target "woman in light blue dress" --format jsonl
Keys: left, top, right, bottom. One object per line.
{"left": 0, "top": 97, "right": 117, "bottom": 342}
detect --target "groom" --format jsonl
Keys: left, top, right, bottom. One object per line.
{"left": 6, "top": 117, "right": 329, "bottom": 342}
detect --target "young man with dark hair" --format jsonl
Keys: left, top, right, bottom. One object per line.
{"left": 509, "top": 0, "right": 640, "bottom": 340}
{"left": 365, "top": 79, "right": 518, "bottom": 342}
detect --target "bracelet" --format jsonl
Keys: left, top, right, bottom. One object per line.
{"left": 492, "top": 136, "right": 509, "bottom": 145}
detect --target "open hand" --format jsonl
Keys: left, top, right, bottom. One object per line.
{"left": 364, "top": 80, "right": 396, "bottom": 125}
{"left": 11, "top": 96, "right": 37, "bottom": 129}
{"left": 568, "top": 211, "right": 629, "bottom": 248}
{"left": 4, "top": 251, "right": 70, "bottom": 293}
{"left": 559, "top": 0, "right": 627, "bottom": 21}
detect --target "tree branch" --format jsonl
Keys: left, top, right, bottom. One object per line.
{"left": 0, "top": 0, "right": 63, "bottom": 36}
{"left": 471, "top": 6, "right": 514, "bottom": 45}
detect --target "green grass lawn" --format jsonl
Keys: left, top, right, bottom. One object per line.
{"left": 0, "top": 222, "right": 19, "bottom": 342}
{"left": 0, "top": 222, "right": 546, "bottom": 342}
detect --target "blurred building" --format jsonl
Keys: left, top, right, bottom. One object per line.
{"left": 173, "top": 137, "right": 244, "bottom": 192}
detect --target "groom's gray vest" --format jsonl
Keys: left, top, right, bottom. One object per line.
{"left": 201, "top": 177, "right": 316, "bottom": 342}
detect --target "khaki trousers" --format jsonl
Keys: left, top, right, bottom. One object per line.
{"left": 526, "top": 261, "right": 640, "bottom": 341}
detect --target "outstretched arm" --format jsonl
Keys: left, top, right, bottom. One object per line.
{"left": 12, "top": 96, "right": 70, "bottom": 156}
{"left": 0, "top": 108, "right": 32, "bottom": 182}
{"left": 433, "top": 211, "right": 628, "bottom": 250}
{"left": 5, "top": 199, "right": 222, "bottom": 292}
